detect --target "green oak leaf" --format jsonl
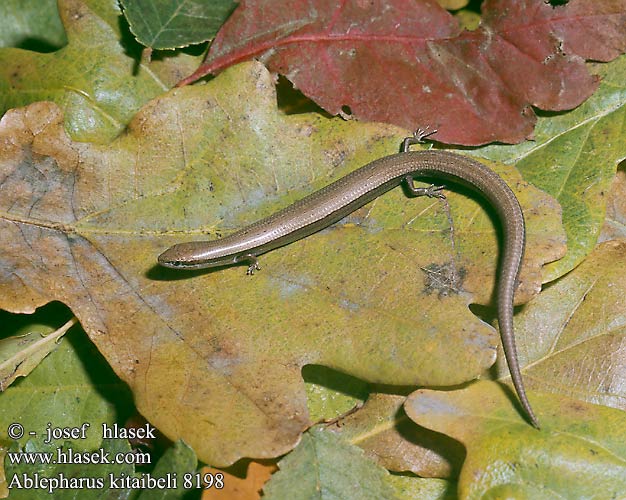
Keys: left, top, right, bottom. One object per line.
{"left": 405, "top": 381, "right": 626, "bottom": 499}
{"left": 0, "top": 315, "right": 133, "bottom": 452}
{"left": 478, "top": 55, "right": 626, "bottom": 282}
{"left": 303, "top": 365, "right": 369, "bottom": 423}
{"left": 599, "top": 168, "right": 626, "bottom": 242}
{"left": 0, "top": 306, "right": 145, "bottom": 498}
{"left": 387, "top": 475, "right": 456, "bottom": 500}
{"left": 0, "top": 0, "right": 168, "bottom": 142}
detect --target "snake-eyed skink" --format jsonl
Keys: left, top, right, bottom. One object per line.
{"left": 158, "top": 133, "right": 539, "bottom": 428}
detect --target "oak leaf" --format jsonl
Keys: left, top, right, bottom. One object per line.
{"left": 0, "top": 62, "right": 563, "bottom": 465}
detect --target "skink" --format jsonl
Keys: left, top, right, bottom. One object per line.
{"left": 158, "top": 133, "right": 539, "bottom": 428}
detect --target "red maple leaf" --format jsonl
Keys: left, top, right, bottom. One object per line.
{"left": 180, "top": 0, "right": 626, "bottom": 145}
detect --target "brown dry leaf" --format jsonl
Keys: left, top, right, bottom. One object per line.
{"left": 201, "top": 461, "right": 277, "bottom": 500}
{"left": 0, "top": 62, "right": 564, "bottom": 465}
